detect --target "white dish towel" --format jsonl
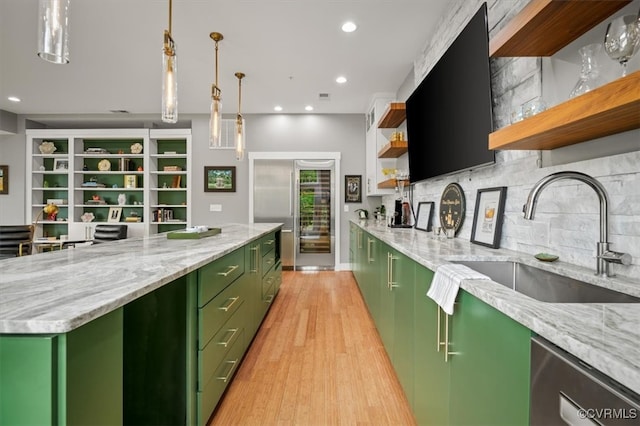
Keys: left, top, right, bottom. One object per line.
{"left": 427, "top": 263, "right": 490, "bottom": 315}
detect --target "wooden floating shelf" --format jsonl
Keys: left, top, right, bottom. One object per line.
{"left": 490, "top": 0, "right": 631, "bottom": 57}
{"left": 377, "top": 103, "right": 406, "bottom": 128}
{"left": 489, "top": 71, "right": 640, "bottom": 151}
{"left": 378, "top": 141, "right": 408, "bottom": 158}
{"left": 377, "top": 178, "right": 410, "bottom": 189}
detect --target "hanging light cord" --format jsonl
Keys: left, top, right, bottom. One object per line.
{"left": 164, "top": 0, "right": 175, "bottom": 56}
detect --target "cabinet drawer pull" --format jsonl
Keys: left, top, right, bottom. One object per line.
{"left": 217, "top": 264, "right": 239, "bottom": 277}
{"left": 265, "top": 258, "right": 274, "bottom": 266}
{"left": 217, "top": 328, "right": 239, "bottom": 347}
{"left": 265, "top": 239, "right": 275, "bottom": 245}
{"left": 265, "top": 295, "right": 274, "bottom": 304}
{"left": 218, "top": 296, "right": 239, "bottom": 312}
{"left": 216, "top": 358, "right": 239, "bottom": 383}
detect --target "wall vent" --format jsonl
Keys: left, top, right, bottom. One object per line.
{"left": 318, "top": 93, "right": 330, "bottom": 100}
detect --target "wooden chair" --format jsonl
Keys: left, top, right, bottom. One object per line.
{"left": 0, "top": 225, "right": 34, "bottom": 259}
{"left": 93, "top": 224, "right": 128, "bottom": 243}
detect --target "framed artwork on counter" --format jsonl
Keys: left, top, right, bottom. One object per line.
{"left": 414, "top": 201, "right": 434, "bottom": 232}
{"left": 470, "top": 186, "right": 507, "bottom": 249}
{"left": 0, "top": 165, "right": 7, "bottom": 194}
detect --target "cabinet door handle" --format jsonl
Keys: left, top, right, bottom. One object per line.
{"left": 437, "top": 305, "right": 443, "bottom": 352}
{"left": 217, "top": 328, "right": 239, "bottom": 347}
{"left": 218, "top": 296, "right": 239, "bottom": 312}
{"left": 367, "top": 238, "right": 374, "bottom": 263}
{"left": 387, "top": 252, "right": 391, "bottom": 290}
{"left": 250, "top": 246, "right": 259, "bottom": 273}
{"left": 217, "top": 264, "right": 239, "bottom": 277}
{"left": 389, "top": 253, "right": 398, "bottom": 290}
{"left": 358, "top": 230, "right": 363, "bottom": 249}
{"left": 444, "top": 311, "right": 460, "bottom": 363}
{"left": 217, "top": 358, "right": 239, "bottom": 383}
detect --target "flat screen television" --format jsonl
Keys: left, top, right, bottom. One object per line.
{"left": 406, "top": 3, "right": 494, "bottom": 184}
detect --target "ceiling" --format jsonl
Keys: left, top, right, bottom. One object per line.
{"left": 0, "top": 0, "right": 450, "bottom": 118}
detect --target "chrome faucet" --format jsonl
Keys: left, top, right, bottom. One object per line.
{"left": 523, "top": 171, "right": 631, "bottom": 277}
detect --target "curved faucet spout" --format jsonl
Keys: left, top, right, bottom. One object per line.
{"left": 523, "top": 171, "right": 608, "bottom": 244}
{"left": 522, "top": 171, "right": 629, "bottom": 277}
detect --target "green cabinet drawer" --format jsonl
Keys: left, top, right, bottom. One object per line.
{"left": 261, "top": 249, "right": 276, "bottom": 277}
{"left": 197, "top": 329, "right": 245, "bottom": 426}
{"left": 198, "top": 313, "right": 244, "bottom": 391}
{"left": 198, "top": 248, "right": 245, "bottom": 307}
{"left": 199, "top": 280, "right": 244, "bottom": 349}
{"left": 261, "top": 233, "right": 276, "bottom": 257}
{"left": 262, "top": 270, "right": 277, "bottom": 300}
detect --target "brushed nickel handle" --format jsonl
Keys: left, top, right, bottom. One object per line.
{"left": 218, "top": 296, "right": 239, "bottom": 312}
{"left": 217, "top": 328, "right": 239, "bottom": 347}
{"left": 389, "top": 253, "right": 398, "bottom": 289}
{"left": 217, "top": 264, "right": 239, "bottom": 277}
{"left": 265, "top": 239, "right": 275, "bottom": 245}
{"left": 387, "top": 252, "right": 391, "bottom": 290}
{"left": 367, "top": 238, "right": 374, "bottom": 263}
{"left": 250, "top": 246, "right": 259, "bottom": 273}
{"left": 437, "top": 305, "right": 444, "bottom": 352}
{"left": 217, "top": 358, "right": 239, "bottom": 383}
{"left": 358, "top": 230, "right": 363, "bottom": 249}
{"left": 444, "top": 312, "right": 460, "bottom": 362}
{"left": 265, "top": 295, "right": 274, "bottom": 304}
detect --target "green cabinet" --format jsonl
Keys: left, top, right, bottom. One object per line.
{"left": 414, "top": 264, "right": 450, "bottom": 425}
{"left": 449, "top": 290, "right": 531, "bottom": 425}
{"left": 0, "top": 309, "right": 123, "bottom": 426}
{"left": 350, "top": 224, "right": 532, "bottom": 425}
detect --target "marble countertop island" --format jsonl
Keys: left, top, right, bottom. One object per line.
{"left": 352, "top": 220, "right": 640, "bottom": 396}
{"left": 0, "top": 223, "right": 281, "bottom": 335}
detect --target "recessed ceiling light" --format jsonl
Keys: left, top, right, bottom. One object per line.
{"left": 305, "top": 105, "right": 314, "bottom": 112}
{"left": 341, "top": 21, "right": 357, "bottom": 33}
{"left": 274, "top": 105, "right": 283, "bottom": 112}
{"left": 336, "top": 76, "right": 347, "bottom": 84}
{"left": 8, "top": 96, "right": 21, "bottom": 102}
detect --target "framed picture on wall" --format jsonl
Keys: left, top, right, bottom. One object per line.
{"left": 470, "top": 187, "right": 507, "bottom": 249}
{"left": 345, "top": 175, "right": 362, "bottom": 203}
{"left": 205, "top": 166, "right": 236, "bottom": 192}
{"left": 0, "top": 165, "right": 7, "bottom": 194}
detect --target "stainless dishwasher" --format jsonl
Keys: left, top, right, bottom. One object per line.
{"left": 531, "top": 336, "right": 640, "bottom": 425}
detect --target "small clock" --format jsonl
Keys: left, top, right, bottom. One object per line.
{"left": 439, "top": 183, "right": 465, "bottom": 235}
{"left": 98, "top": 159, "right": 111, "bottom": 171}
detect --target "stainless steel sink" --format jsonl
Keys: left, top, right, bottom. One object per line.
{"left": 454, "top": 260, "right": 640, "bottom": 303}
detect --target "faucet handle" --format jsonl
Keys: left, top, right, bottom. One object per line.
{"left": 599, "top": 250, "right": 632, "bottom": 266}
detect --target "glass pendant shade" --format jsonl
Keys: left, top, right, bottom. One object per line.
{"left": 161, "top": 45, "right": 178, "bottom": 123}
{"left": 209, "top": 93, "right": 222, "bottom": 147}
{"left": 235, "top": 116, "right": 245, "bottom": 161}
{"left": 37, "top": 0, "right": 70, "bottom": 64}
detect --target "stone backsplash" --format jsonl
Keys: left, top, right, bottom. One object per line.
{"left": 384, "top": 0, "right": 640, "bottom": 280}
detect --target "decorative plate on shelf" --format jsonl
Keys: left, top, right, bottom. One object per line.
{"left": 439, "top": 182, "right": 465, "bottom": 235}
{"left": 130, "top": 143, "right": 143, "bottom": 154}
{"left": 98, "top": 159, "right": 111, "bottom": 171}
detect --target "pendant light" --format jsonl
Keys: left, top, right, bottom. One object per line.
{"left": 37, "top": 0, "right": 70, "bottom": 64}
{"left": 235, "top": 72, "right": 246, "bottom": 161}
{"left": 161, "top": 0, "right": 178, "bottom": 123}
{"left": 209, "top": 32, "right": 224, "bottom": 148}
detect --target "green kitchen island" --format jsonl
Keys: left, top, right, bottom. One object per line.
{"left": 0, "top": 223, "right": 282, "bottom": 426}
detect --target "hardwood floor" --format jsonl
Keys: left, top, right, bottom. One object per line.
{"left": 209, "top": 271, "right": 416, "bottom": 425}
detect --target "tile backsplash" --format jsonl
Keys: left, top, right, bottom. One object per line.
{"left": 384, "top": 0, "right": 640, "bottom": 280}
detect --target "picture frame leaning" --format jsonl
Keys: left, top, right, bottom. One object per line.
{"left": 470, "top": 186, "right": 507, "bottom": 249}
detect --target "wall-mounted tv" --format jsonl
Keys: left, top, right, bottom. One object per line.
{"left": 406, "top": 2, "right": 494, "bottom": 184}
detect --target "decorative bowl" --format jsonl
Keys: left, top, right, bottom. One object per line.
{"left": 80, "top": 212, "right": 95, "bottom": 223}
{"left": 130, "top": 143, "right": 143, "bottom": 154}
{"left": 38, "top": 141, "right": 57, "bottom": 154}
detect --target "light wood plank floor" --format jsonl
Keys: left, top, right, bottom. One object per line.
{"left": 209, "top": 271, "right": 416, "bottom": 426}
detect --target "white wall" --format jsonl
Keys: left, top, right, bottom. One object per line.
{"left": 386, "top": 0, "right": 640, "bottom": 280}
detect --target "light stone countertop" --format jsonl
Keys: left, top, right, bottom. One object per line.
{"left": 0, "top": 223, "right": 282, "bottom": 335}
{"left": 352, "top": 220, "right": 640, "bottom": 396}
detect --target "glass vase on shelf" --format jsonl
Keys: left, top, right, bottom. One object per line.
{"left": 570, "top": 43, "right": 604, "bottom": 99}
